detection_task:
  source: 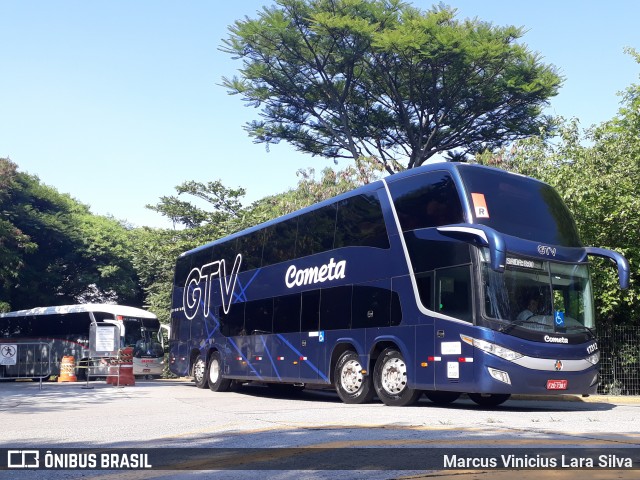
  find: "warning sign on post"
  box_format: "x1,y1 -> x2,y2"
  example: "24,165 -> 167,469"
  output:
0,344 -> 17,365
89,323 -> 119,357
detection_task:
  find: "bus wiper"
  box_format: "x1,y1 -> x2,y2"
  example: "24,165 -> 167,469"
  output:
564,324 -> 595,336
499,318 -> 551,334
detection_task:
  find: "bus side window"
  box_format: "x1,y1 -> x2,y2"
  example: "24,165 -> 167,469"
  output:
216,239 -> 239,266
220,303 -> 245,337
335,193 -> 389,249
296,204 -> 337,257
236,231 -> 264,271
320,286 -> 353,331
436,265 -> 473,322
301,290 -> 320,333
352,283 -> 392,329
273,294 -> 301,334
415,272 -> 434,311
262,219 -> 298,266
389,171 -> 464,231
174,255 -> 193,289
245,299 -> 273,335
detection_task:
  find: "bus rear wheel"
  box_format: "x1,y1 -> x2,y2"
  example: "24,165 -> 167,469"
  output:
468,393 -> 511,407
208,351 -> 232,392
373,348 -> 421,406
334,351 -> 374,404
193,355 -> 208,389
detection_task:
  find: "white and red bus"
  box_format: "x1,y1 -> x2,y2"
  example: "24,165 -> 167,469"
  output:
0,304 -> 165,379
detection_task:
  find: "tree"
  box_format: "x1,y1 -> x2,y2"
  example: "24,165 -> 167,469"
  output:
221,0 -> 561,172
0,159 -> 37,310
0,160 -> 142,310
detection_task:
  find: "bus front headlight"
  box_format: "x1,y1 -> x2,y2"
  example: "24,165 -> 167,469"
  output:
586,351 -> 600,365
461,335 -> 524,362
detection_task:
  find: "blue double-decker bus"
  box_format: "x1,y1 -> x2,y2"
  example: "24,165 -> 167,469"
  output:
169,163 -> 629,407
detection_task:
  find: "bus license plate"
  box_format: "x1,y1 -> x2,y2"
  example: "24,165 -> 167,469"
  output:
546,380 -> 568,390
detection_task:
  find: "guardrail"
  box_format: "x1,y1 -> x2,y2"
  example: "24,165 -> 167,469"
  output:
0,342 -> 52,389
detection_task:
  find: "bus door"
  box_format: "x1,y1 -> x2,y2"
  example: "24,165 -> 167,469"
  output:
271,293 -> 305,383
298,290 -> 322,383
431,263 -> 476,388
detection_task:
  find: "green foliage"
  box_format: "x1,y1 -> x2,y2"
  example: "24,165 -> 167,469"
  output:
137,180 -> 254,323
0,159 -> 37,290
130,228 -> 193,325
0,158 -> 142,310
250,156 -> 384,223
221,0 -> 561,172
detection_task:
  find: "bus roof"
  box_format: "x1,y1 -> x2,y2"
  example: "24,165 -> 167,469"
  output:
0,304 -> 157,319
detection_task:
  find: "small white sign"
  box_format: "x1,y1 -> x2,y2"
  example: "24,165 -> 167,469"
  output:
1,344 -> 18,365
447,362 -> 460,379
441,341 -> 462,355
95,326 -> 117,353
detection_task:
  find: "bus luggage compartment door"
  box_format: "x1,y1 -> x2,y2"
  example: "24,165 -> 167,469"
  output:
435,335 -> 474,390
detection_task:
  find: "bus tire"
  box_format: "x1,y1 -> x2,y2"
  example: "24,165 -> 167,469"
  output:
208,351 -> 232,392
193,355 -> 208,389
468,393 -> 511,407
334,351 -> 374,404
424,390 -> 461,405
373,348 -> 421,406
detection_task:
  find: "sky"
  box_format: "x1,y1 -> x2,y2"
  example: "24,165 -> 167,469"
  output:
1,1 -> 639,229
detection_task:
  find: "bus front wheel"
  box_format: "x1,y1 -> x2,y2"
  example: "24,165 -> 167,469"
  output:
468,393 -> 511,407
373,348 -> 422,406
334,351 -> 374,404
208,351 -> 232,392
193,355 -> 208,389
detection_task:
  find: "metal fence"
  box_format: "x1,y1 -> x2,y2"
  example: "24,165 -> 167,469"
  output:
597,325 -> 640,396
0,342 -> 52,380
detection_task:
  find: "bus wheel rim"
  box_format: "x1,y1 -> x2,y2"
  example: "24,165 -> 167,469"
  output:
380,357 -> 407,394
194,359 -> 205,382
209,359 -> 219,383
340,359 -> 364,394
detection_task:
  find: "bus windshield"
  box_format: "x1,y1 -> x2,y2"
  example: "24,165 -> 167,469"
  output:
122,318 -> 163,358
458,166 -> 582,247
480,253 -> 595,336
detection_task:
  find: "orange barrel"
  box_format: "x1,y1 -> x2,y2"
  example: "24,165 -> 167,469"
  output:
57,356 -> 77,382
116,347 -> 135,386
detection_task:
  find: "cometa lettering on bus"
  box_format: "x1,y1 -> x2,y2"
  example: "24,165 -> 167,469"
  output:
285,258 -> 347,288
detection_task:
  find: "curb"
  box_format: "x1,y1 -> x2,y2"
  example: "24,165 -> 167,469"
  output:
511,394 -> 640,404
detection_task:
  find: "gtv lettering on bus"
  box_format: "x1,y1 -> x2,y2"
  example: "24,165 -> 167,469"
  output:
183,254 -> 242,319
285,258 -> 346,288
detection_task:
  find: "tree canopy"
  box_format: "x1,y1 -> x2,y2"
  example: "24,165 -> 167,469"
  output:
222,0 -> 562,172
0,158 -> 142,311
